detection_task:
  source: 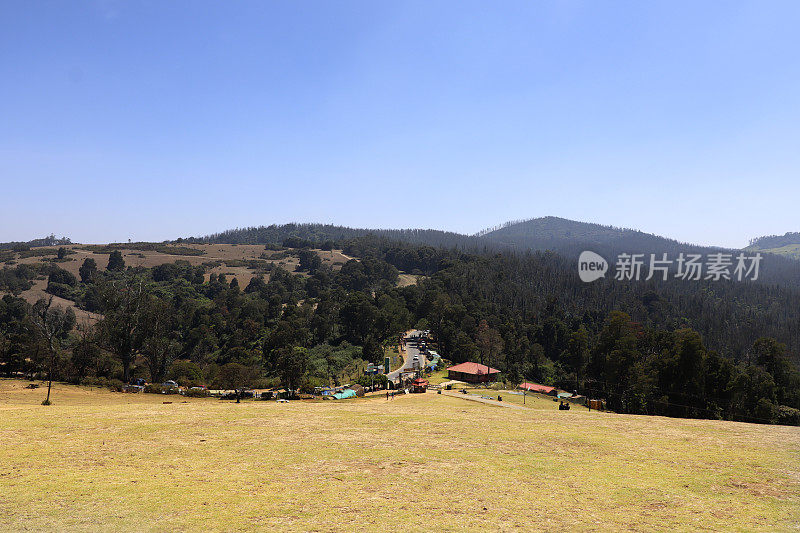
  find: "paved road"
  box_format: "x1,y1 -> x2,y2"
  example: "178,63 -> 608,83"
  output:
387,330 -> 423,382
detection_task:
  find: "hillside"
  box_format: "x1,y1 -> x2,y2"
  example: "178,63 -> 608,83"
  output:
747,232 -> 800,260
0,243 -> 358,325
475,216 -> 716,266
1,380 -> 798,531
479,216 -> 665,244
188,218 -> 800,289
3,227 -> 799,427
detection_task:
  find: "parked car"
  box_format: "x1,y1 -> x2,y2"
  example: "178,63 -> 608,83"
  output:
162,380 -> 179,389
129,378 -> 146,387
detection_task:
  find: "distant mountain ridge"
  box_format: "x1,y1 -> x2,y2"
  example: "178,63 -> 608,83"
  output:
476,216 -> 648,241
189,217 -> 711,254
477,216 -> 706,255
187,217 -> 800,288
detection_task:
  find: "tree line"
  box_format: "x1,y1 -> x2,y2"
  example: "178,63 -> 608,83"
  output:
1,237 -> 798,424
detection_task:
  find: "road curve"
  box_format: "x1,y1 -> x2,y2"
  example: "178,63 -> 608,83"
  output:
387,330 -> 423,382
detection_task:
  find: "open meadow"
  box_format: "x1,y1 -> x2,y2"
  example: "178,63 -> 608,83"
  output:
1,379 -> 798,531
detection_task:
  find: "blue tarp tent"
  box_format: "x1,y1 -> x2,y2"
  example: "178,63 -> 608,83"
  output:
332,389 -> 357,400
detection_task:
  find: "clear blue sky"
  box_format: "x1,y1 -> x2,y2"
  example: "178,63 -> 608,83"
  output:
2,1 -> 799,247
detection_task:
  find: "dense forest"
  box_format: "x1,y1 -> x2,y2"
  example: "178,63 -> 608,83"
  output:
1,234 -> 799,425
183,219 -> 800,289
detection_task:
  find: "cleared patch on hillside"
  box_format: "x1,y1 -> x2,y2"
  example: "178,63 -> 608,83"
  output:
396,273 -> 423,287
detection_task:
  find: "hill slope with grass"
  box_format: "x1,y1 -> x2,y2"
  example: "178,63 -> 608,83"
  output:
1,380 -> 798,531
747,232 -> 800,260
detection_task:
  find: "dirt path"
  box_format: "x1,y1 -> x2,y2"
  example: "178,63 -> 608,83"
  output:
441,390 -> 527,409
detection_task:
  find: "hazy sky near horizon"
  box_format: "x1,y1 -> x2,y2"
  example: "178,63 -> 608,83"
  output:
2,1 -> 800,247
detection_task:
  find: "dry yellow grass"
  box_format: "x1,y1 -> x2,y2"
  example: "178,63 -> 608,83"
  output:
396,273 -> 422,287
1,379 -> 799,531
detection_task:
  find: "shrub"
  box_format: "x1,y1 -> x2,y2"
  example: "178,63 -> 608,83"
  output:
107,379 -> 125,392
184,388 -> 210,398
356,374 -> 388,388
755,398 -> 778,424
48,266 -> 77,287
80,376 -> 108,388
80,376 -> 124,391
46,282 -> 74,300
167,360 -> 203,385
282,236 -> 313,248
777,405 -> 800,426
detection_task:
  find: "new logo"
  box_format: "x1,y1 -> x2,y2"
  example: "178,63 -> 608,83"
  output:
578,251 -> 608,283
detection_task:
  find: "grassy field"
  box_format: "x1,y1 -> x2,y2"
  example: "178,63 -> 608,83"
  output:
1,379 -> 799,531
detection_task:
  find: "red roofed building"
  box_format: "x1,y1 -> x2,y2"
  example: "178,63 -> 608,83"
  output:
411,378 -> 429,393
447,362 -> 500,383
518,382 -> 556,395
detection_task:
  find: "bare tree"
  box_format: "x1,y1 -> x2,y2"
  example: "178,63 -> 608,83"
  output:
30,297 -> 75,405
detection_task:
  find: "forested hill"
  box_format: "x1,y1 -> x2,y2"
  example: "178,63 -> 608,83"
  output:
188,218 -> 686,253
186,223 -> 487,250
187,219 -> 800,289
479,216 -> 696,255
3,232 -> 799,424
746,232 -> 800,260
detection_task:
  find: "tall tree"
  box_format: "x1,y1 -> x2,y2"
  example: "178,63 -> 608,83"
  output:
79,258 -> 98,283
216,363 -> 258,403
565,326 -> 590,390
141,299 -> 179,383
107,250 -> 125,272
278,346 -> 309,393
69,323 -> 100,383
476,319 -> 503,383
98,276 -> 148,382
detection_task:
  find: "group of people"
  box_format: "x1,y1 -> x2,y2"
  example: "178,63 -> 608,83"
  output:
558,400 -> 571,410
